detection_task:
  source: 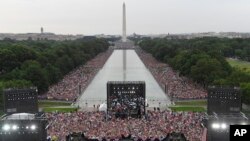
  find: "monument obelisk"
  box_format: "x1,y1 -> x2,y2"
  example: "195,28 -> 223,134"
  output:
122,2 -> 127,42
122,2 -> 127,81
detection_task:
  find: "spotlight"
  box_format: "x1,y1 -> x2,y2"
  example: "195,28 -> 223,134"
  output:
241,122 -> 248,125
2,124 -> 10,131
212,123 -> 220,129
30,125 -> 36,130
221,123 -> 227,129
26,126 -> 29,129
12,125 -> 18,130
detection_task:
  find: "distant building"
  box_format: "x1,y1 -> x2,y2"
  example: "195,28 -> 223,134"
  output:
41,27 -> 44,34
0,33 -> 84,41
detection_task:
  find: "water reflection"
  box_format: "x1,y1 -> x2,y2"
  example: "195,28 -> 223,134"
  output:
77,50 -> 171,108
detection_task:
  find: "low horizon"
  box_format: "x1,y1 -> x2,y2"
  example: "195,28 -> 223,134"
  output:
1,31 -> 250,36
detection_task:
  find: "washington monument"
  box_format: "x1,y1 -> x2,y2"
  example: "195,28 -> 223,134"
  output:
122,2 -> 127,42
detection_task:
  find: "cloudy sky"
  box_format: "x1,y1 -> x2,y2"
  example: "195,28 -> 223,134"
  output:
0,0 -> 250,35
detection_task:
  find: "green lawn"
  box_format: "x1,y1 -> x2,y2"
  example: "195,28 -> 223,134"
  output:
175,100 -> 207,106
42,107 -> 78,113
169,100 -> 207,112
38,100 -> 72,107
169,106 -> 206,112
38,100 -> 77,113
227,58 -> 250,73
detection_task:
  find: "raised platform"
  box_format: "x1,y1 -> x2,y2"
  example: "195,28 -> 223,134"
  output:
0,113 -> 48,141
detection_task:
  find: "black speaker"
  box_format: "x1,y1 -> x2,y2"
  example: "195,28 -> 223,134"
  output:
3,88 -> 38,114
207,86 -> 241,115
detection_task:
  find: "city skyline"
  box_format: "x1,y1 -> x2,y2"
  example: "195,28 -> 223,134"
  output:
0,0 -> 250,35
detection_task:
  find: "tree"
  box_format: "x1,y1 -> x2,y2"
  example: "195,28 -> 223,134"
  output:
0,49 -> 18,73
20,60 -> 49,93
227,69 -> 250,86
45,64 -> 62,85
240,83 -> 250,104
55,55 -> 74,75
0,37 -> 110,110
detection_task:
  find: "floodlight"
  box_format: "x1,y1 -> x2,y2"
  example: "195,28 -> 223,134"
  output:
241,122 -> 248,125
212,123 -> 220,129
12,125 -> 18,130
221,123 -> 227,129
30,125 -> 36,130
2,124 -> 11,131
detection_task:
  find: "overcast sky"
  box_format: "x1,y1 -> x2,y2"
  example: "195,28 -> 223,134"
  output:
0,0 -> 250,35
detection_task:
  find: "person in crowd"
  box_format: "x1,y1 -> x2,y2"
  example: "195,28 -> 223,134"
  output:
136,49 -> 207,100
46,111 -> 205,141
39,50 -> 112,101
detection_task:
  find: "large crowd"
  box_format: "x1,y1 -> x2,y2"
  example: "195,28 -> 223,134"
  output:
136,49 -> 207,100
40,47 -> 207,141
108,93 -> 145,117
39,49 -> 113,101
39,47 -> 207,101
46,111 -> 205,141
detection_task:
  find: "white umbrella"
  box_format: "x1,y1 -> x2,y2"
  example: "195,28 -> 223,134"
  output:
99,103 -> 107,111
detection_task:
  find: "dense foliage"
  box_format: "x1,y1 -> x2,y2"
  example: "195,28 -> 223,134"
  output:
0,37 -> 109,108
138,37 -> 250,104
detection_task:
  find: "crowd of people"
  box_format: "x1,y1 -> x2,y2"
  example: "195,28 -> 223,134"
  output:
136,49 -> 207,100
40,47 -> 207,141
40,49 -> 113,101
40,47 -> 207,101
46,110 -> 205,141
109,92 -> 145,118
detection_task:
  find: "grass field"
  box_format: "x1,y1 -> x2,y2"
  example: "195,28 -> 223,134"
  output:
38,100 -> 77,112
169,100 -> 207,112
42,107 -> 78,112
227,58 -> 250,73
38,100 -> 72,107
175,100 -> 207,106
169,106 -> 206,112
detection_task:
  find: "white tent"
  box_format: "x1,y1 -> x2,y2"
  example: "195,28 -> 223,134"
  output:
5,113 -> 35,120
99,103 -> 107,111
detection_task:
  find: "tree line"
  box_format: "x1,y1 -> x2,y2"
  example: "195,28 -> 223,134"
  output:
138,37 -> 250,104
0,37 -> 109,108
